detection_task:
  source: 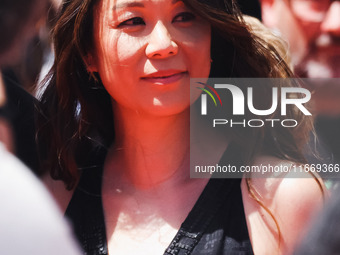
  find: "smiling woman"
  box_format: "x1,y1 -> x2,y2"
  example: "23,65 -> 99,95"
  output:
87,0 -> 211,116
39,0 -> 324,254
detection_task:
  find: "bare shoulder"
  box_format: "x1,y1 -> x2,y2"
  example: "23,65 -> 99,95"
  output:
243,155 -> 324,201
241,155 -> 324,255
42,174 -> 75,213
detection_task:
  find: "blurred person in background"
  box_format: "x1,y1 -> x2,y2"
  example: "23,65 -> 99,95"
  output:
260,0 -> 340,176
0,0 -> 48,174
0,0 -> 81,254
261,0 -> 340,79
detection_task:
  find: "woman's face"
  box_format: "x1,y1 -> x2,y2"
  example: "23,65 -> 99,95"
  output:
90,0 -> 211,116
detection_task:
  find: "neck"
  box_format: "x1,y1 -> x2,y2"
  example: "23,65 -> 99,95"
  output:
106,102 -> 191,189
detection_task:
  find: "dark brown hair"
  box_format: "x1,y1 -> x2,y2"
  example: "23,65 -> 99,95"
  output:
38,0 -> 313,191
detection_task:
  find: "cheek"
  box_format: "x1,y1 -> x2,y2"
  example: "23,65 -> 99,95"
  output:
95,33 -> 146,106
185,27 -> 211,78
116,33 -> 146,62
183,27 -> 211,104
96,33 -> 138,82
98,33 -> 139,74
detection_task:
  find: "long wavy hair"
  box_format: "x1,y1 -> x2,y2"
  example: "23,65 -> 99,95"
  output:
38,0 -> 314,192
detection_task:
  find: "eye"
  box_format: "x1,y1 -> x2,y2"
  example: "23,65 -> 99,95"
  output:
173,12 -> 196,23
118,17 -> 145,27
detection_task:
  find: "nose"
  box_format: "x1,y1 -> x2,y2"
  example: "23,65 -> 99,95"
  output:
320,1 -> 340,36
145,21 -> 178,59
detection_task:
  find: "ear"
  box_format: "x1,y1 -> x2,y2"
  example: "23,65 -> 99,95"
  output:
260,0 -> 277,28
83,54 -> 98,73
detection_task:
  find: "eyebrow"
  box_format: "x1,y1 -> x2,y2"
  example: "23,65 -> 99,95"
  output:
113,1 -> 144,10
113,0 -> 182,10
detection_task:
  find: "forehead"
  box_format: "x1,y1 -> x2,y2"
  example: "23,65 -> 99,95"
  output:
94,0 -> 189,23
99,0 -> 185,9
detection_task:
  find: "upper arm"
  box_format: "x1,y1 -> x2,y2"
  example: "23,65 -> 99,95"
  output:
273,177 -> 323,252
241,161 -> 324,255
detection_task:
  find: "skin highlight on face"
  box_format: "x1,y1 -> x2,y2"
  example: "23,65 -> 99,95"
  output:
90,0 -> 211,117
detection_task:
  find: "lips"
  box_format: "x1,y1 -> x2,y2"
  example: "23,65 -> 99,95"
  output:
141,70 -> 188,84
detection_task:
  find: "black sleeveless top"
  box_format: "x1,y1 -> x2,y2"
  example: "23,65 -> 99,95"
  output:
66,145 -> 254,255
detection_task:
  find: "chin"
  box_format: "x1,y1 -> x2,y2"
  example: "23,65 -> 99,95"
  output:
143,102 -> 192,117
